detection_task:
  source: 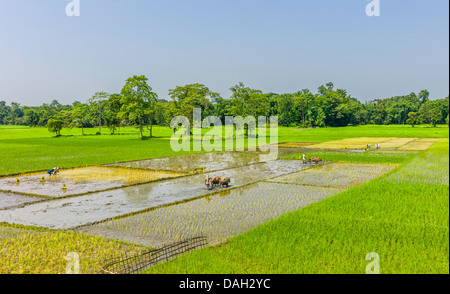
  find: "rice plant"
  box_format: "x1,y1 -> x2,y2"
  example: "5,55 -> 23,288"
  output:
383,139 -> 449,185
82,182 -> 344,247
142,139 -> 449,275
268,162 -> 398,188
144,175 -> 449,274
58,166 -> 184,185
0,223 -> 146,274
397,138 -> 441,151
302,137 -> 439,151
284,150 -> 416,164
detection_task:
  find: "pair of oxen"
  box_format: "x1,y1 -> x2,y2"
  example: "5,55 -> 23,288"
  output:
205,175 -> 231,189
303,157 -> 323,164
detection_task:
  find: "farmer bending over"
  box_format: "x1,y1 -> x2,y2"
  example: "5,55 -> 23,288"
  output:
47,167 -> 60,176
47,167 -> 56,176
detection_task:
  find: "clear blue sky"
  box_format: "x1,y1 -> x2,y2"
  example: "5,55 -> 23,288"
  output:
0,0 -> 448,106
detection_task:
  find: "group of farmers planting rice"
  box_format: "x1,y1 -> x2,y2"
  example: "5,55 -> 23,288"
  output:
365,143 -> 381,151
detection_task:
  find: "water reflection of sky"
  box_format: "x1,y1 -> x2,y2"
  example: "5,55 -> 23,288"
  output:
106,148 -> 304,172
0,160 -> 311,229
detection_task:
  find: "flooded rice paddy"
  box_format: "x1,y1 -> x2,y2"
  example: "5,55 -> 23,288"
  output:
0,192 -> 40,210
76,182 -> 344,247
0,145 -> 402,248
0,167 -> 185,198
0,159 -> 315,229
104,148 -> 304,173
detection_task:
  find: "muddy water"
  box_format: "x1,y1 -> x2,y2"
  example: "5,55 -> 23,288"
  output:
0,168 -> 185,198
0,192 -> 40,210
76,182 -> 344,247
105,148 -> 304,172
0,173 -> 126,198
0,160 -> 312,229
0,149 -> 304,198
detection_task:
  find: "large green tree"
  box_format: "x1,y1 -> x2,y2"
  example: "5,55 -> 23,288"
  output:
168,83 -> 217,135
46,119 -> 62,136
120,75 -> 158,139
406,112 -> 421,128
419,100 -> 446,127
229,83 -> 269,136
70,103 -> 91,135
104,94 -> 123,135
88,92 -> 110,134
23,108 -> 40,127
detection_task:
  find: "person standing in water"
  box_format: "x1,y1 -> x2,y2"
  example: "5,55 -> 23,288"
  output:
205,175 -> 211,189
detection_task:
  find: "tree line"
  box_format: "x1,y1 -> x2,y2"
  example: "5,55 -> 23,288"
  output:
1,76 -> 448,138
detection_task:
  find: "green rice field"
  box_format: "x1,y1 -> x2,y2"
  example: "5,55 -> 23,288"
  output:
0,125 -> 448,274
144,138 -> 449,274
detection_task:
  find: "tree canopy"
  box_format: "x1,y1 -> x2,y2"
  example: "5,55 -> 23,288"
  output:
1,79 -> 448,138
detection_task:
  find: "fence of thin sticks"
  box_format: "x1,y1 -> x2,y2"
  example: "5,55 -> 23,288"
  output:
99,236 -> 208,274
